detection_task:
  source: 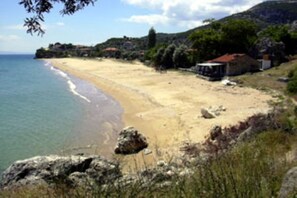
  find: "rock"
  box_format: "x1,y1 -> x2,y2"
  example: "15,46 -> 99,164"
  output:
0,155 -> 121,190
279,166 -> 297,198
201,108 -> 216,119
114,126 -> 148,155
237,126 -> 254,142
179,168 -> 194,177
157,160 -> 168,167
210,125 -> 222,140
143,148 -> 152,155
201,106 -> 226,119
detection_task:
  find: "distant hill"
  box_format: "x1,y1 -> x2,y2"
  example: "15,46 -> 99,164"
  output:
96,0 -> 297,50
158,1 -> 297,43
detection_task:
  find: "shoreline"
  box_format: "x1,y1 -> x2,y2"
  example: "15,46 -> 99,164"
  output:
48,58 -> 274,170
45,61 -> 124,158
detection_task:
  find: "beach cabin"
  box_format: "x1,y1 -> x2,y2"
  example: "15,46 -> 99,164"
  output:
193,53 -> 260,80
208,53 -> 260,76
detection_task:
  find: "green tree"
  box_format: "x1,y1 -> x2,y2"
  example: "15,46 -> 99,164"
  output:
19,0 -> 97,35
148,27 -> 157,49
189,28 -> 222,61
154,47 -> 165,66
162,44 -> 176,69
189,19 -> 258,61
221,19 -> 258,53
173,45 -> 189,68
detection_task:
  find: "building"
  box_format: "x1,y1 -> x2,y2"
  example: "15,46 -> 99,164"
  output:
192,54 -> 260,80
103,47 -> 120,58
258,54 -> 272,70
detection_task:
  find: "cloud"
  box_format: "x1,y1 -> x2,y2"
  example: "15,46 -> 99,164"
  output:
121,0 -> 264,28
0,35 -> 21,42
56,22 -> 65,26
4,24 -> 26,30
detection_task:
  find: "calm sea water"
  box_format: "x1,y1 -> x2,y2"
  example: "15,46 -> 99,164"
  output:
0,55 -> 123,174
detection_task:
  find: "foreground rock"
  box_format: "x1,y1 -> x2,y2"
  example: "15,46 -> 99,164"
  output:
0,155 -> 121,190
114,126 -> 148,154
201,106 -> 226,119
279,166 -> 297,198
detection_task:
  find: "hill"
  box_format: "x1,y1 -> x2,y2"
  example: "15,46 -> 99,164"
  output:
96,0 -> 297,50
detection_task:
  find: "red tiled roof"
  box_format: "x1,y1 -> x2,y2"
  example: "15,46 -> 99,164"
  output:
103,47 -> 119,52
208,53 -> 245,63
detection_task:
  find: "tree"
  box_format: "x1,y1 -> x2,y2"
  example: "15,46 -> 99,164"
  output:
162,44 -> 176,69
148,27 -> 156,49
189,19 -> 258,61
154,47 -> 165,66
173,45 -> 189,68
19,0 -> 97,35
221,19 -> 258,53
189,28 -> 222,61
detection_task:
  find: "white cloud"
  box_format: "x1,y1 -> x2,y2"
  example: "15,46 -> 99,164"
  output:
121,0 -> 264,28
4,24 -> 26,30
0,35 -> 21,42
122,14 -> 170,25
56,22 -> 65,26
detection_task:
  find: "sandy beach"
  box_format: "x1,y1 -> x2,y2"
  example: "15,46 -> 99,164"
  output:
49,58 -> 273,168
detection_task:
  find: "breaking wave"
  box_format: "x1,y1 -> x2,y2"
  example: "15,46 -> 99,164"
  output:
46,63 -> 91,103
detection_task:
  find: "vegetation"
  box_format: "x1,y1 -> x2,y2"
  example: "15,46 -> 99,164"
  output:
147,27 -> 156,49
189,19 -> 258,62
19,0 -> 97,35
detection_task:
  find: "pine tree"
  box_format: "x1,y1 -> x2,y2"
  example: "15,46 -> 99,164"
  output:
148,27 -> 156,49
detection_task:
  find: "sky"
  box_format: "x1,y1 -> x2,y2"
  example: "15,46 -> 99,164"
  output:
0,0 -> 265,53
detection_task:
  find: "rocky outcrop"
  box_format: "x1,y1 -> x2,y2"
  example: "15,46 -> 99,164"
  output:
114,126 -> 148,154
0,155 -> 121,190
279,166 -> 297,198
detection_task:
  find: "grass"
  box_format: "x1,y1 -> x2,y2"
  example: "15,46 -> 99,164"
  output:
231,60 -> 297,93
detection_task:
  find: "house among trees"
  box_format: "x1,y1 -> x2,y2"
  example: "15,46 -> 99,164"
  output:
194,54 -> 260,80
103,47 -> 120,58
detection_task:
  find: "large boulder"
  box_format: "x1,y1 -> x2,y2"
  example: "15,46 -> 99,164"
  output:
114,126 -> 148,155
279,166 -> 297,198
0,155 -> 121,190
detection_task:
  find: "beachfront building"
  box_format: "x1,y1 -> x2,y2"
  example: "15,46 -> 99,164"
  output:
193,53 -> 260,80
194,63 -> 225,81
103,47 -> 120,58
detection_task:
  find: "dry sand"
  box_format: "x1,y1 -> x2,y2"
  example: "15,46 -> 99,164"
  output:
48,58 -> 273,169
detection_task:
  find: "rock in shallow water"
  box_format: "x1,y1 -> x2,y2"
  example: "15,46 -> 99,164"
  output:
114,126 -> 148,155
0,155 -> 121,190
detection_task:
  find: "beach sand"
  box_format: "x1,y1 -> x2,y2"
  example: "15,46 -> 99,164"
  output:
49,58 -> 273,171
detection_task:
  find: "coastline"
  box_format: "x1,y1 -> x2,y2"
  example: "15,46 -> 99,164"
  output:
48,58 -> 274,169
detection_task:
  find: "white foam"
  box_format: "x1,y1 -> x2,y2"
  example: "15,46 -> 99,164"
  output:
67,79 -> 91,103
46,63 -> 91,103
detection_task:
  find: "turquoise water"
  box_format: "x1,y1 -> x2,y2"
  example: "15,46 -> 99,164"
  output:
0,55 -> 123,173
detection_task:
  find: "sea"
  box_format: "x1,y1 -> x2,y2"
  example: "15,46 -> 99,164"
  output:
0,55 -> 123,174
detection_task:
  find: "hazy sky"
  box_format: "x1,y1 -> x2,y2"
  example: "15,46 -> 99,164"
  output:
0,0 -> 264,53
